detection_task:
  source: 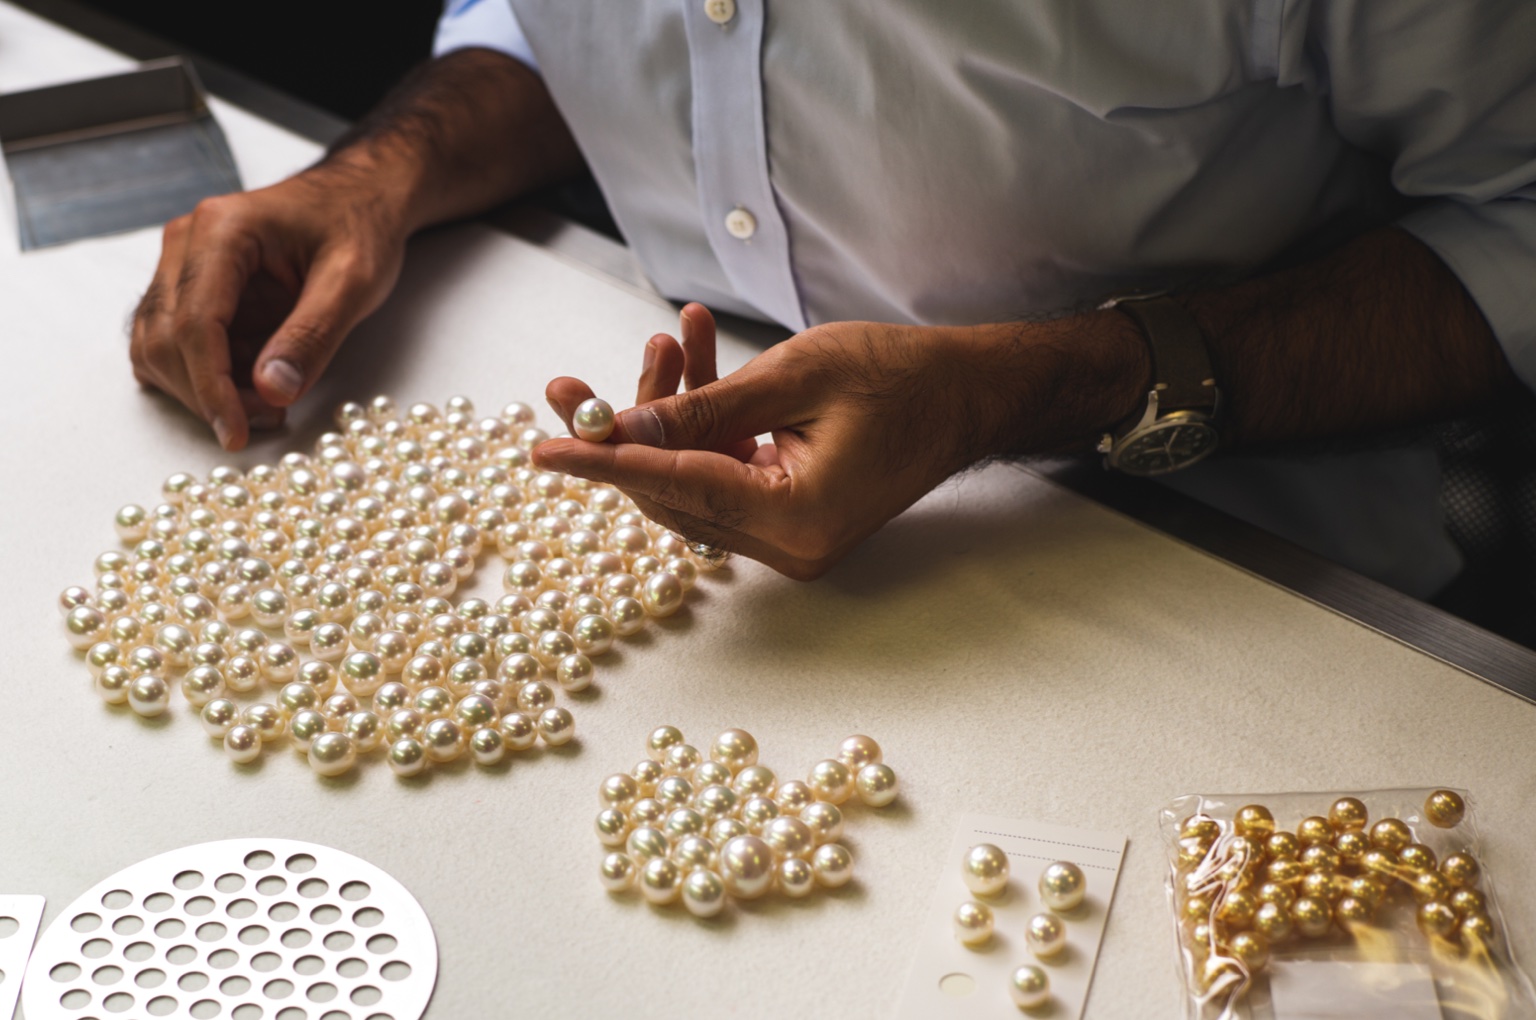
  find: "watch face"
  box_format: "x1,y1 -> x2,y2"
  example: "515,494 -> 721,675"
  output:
1112,419 -> 1219,476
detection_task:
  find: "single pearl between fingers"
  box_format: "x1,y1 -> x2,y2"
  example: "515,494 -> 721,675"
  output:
572,398 -> 616,443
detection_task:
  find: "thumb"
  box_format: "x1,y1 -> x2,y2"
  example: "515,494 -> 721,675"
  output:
614,364 -> 799,451
253,252 -> 377,407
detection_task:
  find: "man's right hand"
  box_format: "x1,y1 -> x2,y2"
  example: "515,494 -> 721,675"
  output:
129,164 -> 409,450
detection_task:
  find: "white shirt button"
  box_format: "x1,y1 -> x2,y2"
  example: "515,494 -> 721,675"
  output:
704,0 -> 736,25
724,207 -> 757,240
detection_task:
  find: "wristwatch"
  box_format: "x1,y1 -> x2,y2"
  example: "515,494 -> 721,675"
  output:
1095,294 -> 1221,476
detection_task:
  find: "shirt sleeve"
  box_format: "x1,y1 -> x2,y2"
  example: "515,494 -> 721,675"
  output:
1275,0 -> 1536,390
432,0 -> 539,74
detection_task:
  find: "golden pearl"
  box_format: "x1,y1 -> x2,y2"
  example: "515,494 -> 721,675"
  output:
1266,832 -> 1301,860
1300,844 -> 1342,874
1254,902 -> 1294,942
1177,836 -> 1214,871
1301,871 -> 1344,903
1440,852 -> 1480,889
1417,901 -> 1458,939
1334,830 -> 1368,865
1398,843 -> 1438,872
1180,815 -> 1223,842
1369,818 -> 1412,853
1360,849 -> 1400,880
1234,805 -> 1276,840
1335,896 -> 1372,928
1217,889 -> 1257,929
1228,930 -> 1270,971
1257,882 -> 1296,909
1187,920 -> 1215,950
1291,897 -> 1332,939
1329,797 -> 1369,831
1296,816 -> 1334,846
1460,912 -> 1498,948
1450,888 -> 1487,915
1425,790 -> 1466,828
1349,875 -> 1387,907
1412,870 -> 1451,905
1182,894 -> 1213,925
1266,858 -> 1304,884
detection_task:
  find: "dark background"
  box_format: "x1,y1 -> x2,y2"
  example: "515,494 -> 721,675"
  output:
80,0 -> 442,118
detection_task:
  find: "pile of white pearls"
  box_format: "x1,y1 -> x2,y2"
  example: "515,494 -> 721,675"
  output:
60,395 -> 725,778
596,729 -> 898,917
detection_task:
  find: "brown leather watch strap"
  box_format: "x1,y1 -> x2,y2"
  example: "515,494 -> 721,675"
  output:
1115,296 -> 1218,413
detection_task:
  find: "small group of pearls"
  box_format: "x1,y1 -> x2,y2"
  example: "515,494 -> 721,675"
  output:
596,729 -> 898,917
954,846 -> 1084,1011
60,395 -> 725,778
1175,790 -> 1499,1002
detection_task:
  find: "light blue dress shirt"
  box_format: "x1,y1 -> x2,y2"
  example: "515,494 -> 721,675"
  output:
432,0 -> 1536,595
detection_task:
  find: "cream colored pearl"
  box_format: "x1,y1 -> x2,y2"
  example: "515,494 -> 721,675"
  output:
801,802 -> 845,845
308,732 -> 357,777
596,809 -> 632,848
711,818 -> 748,845
242,703 -> 287,742
720,835 -> 775,899
856,763 -> 899,807
127,674 -> 170,717
345,710 -> 385,753
498,711 -> 538,751
224,724 -> 262,764
200,698 -> 240,738
710,728 -> 759,772
779,857 -> 816,898
1039,861 -> 1087,911
954,901 -> 994,947
764,817 -> 816,860
807,759 -> 855,804
288,709 -> 328,752
600,852 -> 637,893
664,743 -> 703,778
180,665 -> 225,707
538,707 -> 575,745
572,398 -> 616,442
962,844 -> 1010,897
65,606 -> 108,650
681,868 -> 727,917
423,719 -> 465,762
1008,965 -> 1050,1009
95,665 -> 134,705
610,596 -> 647,635
469,726 -> 505,765
693,760 -> 732,788
601,773 -> 641,809
627,827 -> 670,863
837,734 -> 882,770
640,571 -> 684,617
388,737 -> 427,777
556,653 -> 595,692
672,835 -> 716,871
812,843 -> 854,888
776,780 -> 816,813
1026,913 -> 1068,958
640,857 -> 683,905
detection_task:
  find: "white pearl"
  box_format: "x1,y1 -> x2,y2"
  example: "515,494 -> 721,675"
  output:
776,781 -> 816,814
1008,965 -> 1050,1009
812,843 -> 854,888
954,901 -> 994,947
95,665 -> 133,705
224,724 -> 262,764
200,698 -> 240,738
778,857 -> 816,898
469,726 -> 505,765
288,709 -> 328,752
180,666 -> 226,707
571,614 -> 614,655
572,398 -> 616,443
423,719 -> 465,762
672,835 -> 716,871
764,817 -> 815,860
64,606 -> 107,650
640,571 -> 684,617
732,764 -> 776,798
807,759 -> 854,804
389,737 -> 427,777
498,712 -> 538,751
600,852 -> 637,893
538,707 -> 575,745
647,725 -> 684,761
610,596 -> 647,635
308,732 -> 357,777
627,827 -> 670,863
681,868 -> 727,917
801,802 -> 844,845
837,734 -> 882,769
556,653 -> 595,692
719,835 -> 774,899
596,809 -> 632,848
962,844 -> 1010,897
856,763 -> 900,807
709,728 -> 758,771
1039,861 -> 1087,911
127,675 -> 170,717
640,857 -> 683,905
1026,912 -> 1068,958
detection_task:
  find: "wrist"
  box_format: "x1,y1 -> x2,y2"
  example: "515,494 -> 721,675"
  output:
942,312 -> 1152,460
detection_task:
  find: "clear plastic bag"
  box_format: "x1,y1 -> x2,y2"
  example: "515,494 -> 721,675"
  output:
1161,788 -> 1536,1020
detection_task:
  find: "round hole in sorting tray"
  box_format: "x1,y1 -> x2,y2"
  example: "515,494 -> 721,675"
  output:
186,897 -> 216,917
305,981 -> 336,1003
215,874 -> 246,894
338,882 -> 370,902
364,936 -> 396,956
174,871 -> 204,891
178,971 -> 209,992
269,902 -> 299,922
208,949 -> 239,969
136,968 -> 166,988
263,978 -> 295,999
125,942 -> 155,963
147,994 -> 179,1015
103,990 -> 134,1012
144,893 -> 175,913
320,1012 -> 349,1020
191,999 -> 222,1019
52,962 -> 83,982
71,914 -> 101,933
294,956 -> 324,976
240,925 -> 270,946
335,958 -> 365,979
195,922 -> 227,943
351,908 -> 383,928
364,1015 -> 394,1020
112,916 -> 143,936
228,899 -> 258,920
938,973 -> 976,998
310,905 -> 341,925
350,985 -> 381,1006
297,880 -> 329,900
284,855 -> 316,875
60,988 -> 92,1008
220,975 -> 252,996
101,890 -> 133,910
231,1005 -> 264,1020
91,965 -> 123,986
322,932 -> 352,952
81,939 -> 112,959
244,850 -> 276,871
0,916 -> 18,938
275,1009 -> 306,1020
282,929 -> 311,949
166,944 -> 198,965
155,919 -> 186,939
256,877 -> 287,897
379,961 -> 410,982
251,952 -> 282,972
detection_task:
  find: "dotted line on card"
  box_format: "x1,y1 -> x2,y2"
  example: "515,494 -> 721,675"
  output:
1001,851 -> 1118,871
973,831 -> 1123,856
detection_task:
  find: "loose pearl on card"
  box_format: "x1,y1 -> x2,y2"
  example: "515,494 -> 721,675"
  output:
962,844 -> 1010,897
1026,913 -> 1067,958
954,901 -> 994,947
1039,862 -> 1086,911
1009,966 -> 1050,1009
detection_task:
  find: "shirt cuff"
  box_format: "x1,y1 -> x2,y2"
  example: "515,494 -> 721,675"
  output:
432,0 -> 539,74
1397,190 -> 1536,393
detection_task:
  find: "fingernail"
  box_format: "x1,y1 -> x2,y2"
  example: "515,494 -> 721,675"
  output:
642,340 -> 657,374
620,408 -> 665,447
212,416 -> 234,450
261,358 -> 304,400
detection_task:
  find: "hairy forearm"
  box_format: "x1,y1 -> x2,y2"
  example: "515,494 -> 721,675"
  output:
962,226 -> 1520,459
321,48 -> 584,233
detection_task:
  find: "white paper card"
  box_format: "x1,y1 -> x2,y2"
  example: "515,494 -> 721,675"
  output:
1269,960 -> 1442,1020
895,814 -> 1127,1019
0,895 -> 46,1020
